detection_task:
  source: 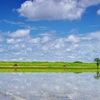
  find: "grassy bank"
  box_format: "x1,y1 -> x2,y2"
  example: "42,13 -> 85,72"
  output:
0,61 -> 99,72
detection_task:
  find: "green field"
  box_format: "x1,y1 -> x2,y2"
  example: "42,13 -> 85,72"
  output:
0,61 -> 99,72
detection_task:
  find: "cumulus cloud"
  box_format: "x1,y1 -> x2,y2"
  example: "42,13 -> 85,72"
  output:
80,31 -> 100,41
0,32 -> 4,42
88,31 -> 100,39
7,38 -> 15,44
78,0 -> 100,8
29,37 -> 41,44
10,29 -> 30,38
0,36 -> 4,42
97,9 -> 100,15
7,38 -> 24,44
42,35 -> 51,43
6,29 -> 30,44
66,35 -> 79,43
1,30 -> 100,62
17,0 -> 100,21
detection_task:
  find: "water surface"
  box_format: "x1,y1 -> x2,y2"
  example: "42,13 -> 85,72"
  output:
0,72 -> 100,100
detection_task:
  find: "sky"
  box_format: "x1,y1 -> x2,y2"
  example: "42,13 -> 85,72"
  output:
0,0 -> 100,62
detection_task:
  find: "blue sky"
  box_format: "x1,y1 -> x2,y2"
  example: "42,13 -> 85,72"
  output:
0,0 -> 100,62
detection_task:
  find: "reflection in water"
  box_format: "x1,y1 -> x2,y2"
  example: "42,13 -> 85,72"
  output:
0,73 -> 100,100
74,72 -> 82,74
94,69 -> 100,80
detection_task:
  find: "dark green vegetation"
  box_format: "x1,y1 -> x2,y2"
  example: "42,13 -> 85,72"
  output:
94,58 -> 100,68
0,61 -> 99,72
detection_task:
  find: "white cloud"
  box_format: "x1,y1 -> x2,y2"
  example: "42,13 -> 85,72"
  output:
0,32 -> 4,42
7,38 -> 24,44
7,38 -> 15,44
3,19 -> 24,25
26,25 -> 48,31
29,37 -> 41,44
78,0 -> 100,8
53,38 -> 65,49
80,31 -> 100,41
10,29 -> 30,38
97,9 -> 100,15
1,30 -> 100,62
0,48 -> 4,53
66,35 -> 79,43
17,0 -> 100,21
42,36 -> 51,43
0,36 -> 3,42
88,31 -> 100,39
2,20 -> 48,31
66,44 -> 79,52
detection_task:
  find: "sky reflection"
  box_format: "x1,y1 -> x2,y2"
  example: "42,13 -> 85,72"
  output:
0,73 -> 100,100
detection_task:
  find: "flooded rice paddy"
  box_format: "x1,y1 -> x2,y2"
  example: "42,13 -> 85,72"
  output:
0,72 -> 100,100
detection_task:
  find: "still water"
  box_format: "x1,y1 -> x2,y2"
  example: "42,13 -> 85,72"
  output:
0,72 -> 100,100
